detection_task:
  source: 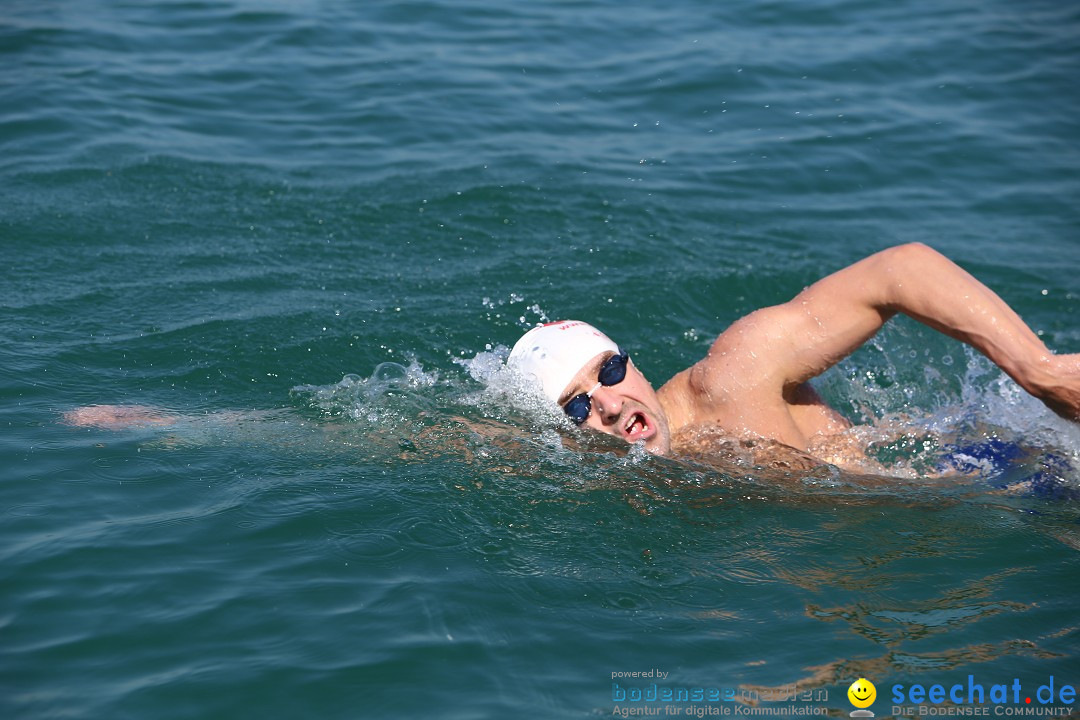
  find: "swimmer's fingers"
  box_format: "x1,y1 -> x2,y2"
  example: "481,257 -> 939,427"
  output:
62,404 -> 178,429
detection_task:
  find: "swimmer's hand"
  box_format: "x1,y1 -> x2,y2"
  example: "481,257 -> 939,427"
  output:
1025,354 -> 1080,422
63,404 -> 177,429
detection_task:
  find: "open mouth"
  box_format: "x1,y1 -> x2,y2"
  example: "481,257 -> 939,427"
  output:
623,411 -> 651,441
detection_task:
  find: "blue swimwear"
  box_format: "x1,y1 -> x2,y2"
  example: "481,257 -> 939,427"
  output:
940,437 -> 1077,500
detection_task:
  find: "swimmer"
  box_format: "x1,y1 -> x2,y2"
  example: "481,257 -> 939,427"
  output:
66,243 -> 1079,471
508,243 -> 1080,459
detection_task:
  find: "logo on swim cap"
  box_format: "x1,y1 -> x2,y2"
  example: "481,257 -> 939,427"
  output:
507,321 -> 620,403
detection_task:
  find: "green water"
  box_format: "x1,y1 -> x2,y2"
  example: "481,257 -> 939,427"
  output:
3,1 -> 1079,718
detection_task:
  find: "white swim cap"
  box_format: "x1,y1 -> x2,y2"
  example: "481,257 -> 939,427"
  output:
507,320 -> 620,403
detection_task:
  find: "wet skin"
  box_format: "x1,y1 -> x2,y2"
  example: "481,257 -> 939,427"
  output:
558,351 -> 673,454
557,244 -> 1080,456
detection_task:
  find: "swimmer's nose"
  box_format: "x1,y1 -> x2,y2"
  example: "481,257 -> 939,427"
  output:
589,386 -> 624,424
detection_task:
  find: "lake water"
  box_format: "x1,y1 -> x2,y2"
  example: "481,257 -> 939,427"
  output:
3,0 -> 1079,718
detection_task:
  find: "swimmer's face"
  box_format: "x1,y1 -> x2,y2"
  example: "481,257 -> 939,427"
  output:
558,351 -> 671,454
847,678 -> 876,709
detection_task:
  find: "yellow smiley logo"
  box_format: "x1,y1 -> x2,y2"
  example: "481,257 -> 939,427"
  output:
847,678 -> 876,709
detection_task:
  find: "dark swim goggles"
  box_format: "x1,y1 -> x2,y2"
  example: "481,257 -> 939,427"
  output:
562,349 -> 629,425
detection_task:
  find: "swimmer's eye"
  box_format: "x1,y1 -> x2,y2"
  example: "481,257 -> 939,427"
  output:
561,349 -> 629,425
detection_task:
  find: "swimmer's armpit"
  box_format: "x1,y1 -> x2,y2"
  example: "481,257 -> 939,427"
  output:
62,404 -> 178,430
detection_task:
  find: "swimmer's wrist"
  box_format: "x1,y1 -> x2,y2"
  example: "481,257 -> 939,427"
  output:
1009,356 -> 1051,397
1016,355 -> 1080,421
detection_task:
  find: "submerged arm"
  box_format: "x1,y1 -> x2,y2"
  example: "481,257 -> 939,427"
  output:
719,242 -> 1080,420
63,404 -> 180,429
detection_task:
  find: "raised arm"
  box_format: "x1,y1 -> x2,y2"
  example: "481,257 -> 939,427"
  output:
710,243 -> 1080,420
